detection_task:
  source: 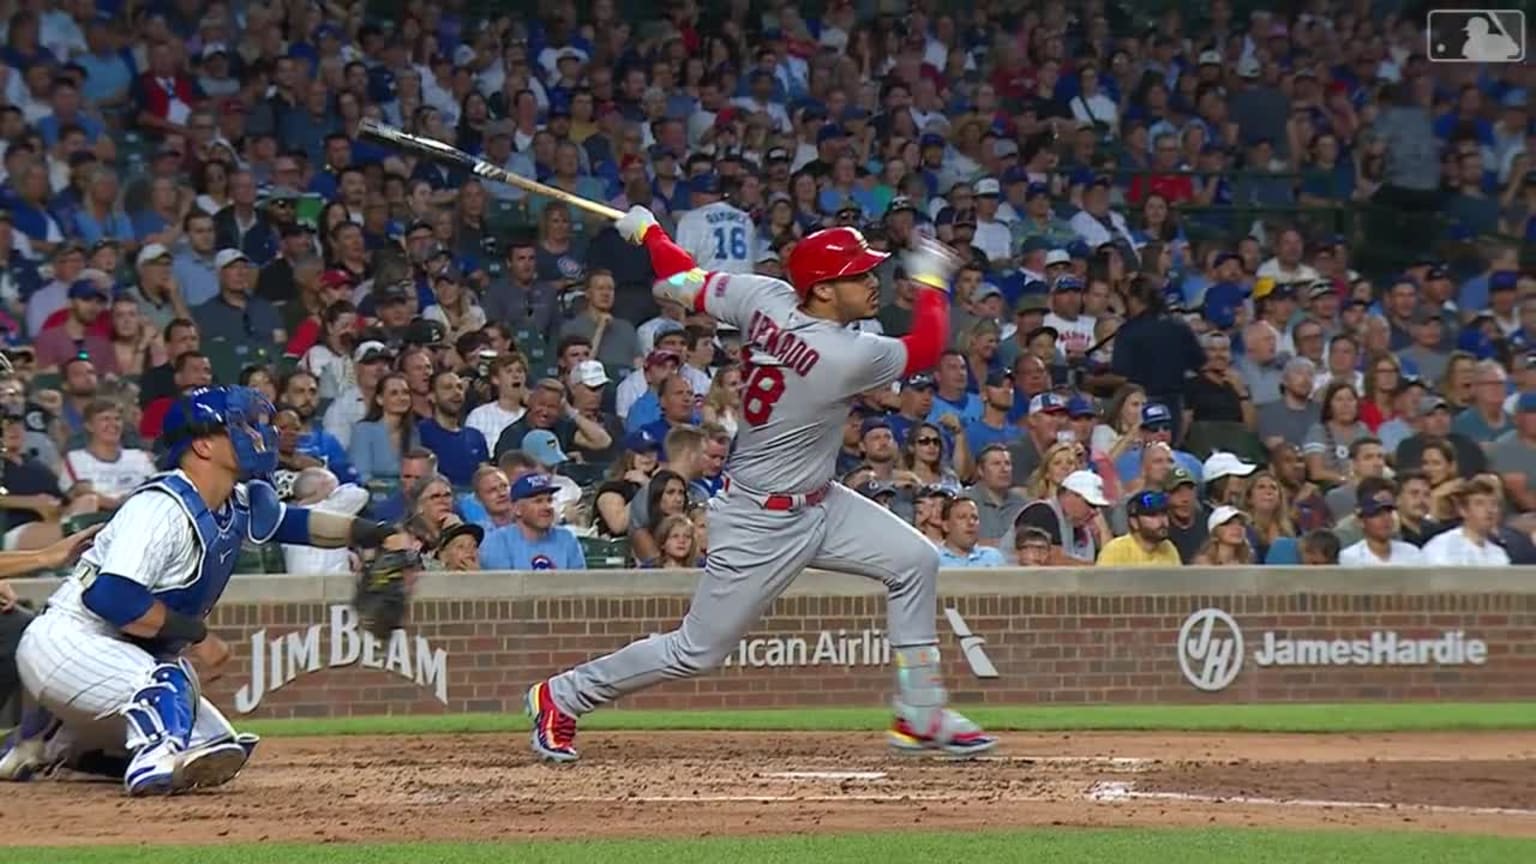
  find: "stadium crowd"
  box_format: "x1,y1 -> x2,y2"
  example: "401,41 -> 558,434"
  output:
0,0 -> 1531,578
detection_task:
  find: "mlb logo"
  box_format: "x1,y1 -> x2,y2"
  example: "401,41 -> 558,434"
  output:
1427,10 -> 1526,62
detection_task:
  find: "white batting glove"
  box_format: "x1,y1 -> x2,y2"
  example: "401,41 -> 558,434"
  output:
901,236 -> 961,293
615,205 -> 659,245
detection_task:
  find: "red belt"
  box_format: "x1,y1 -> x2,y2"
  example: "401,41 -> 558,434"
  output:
723,477 -> 830,511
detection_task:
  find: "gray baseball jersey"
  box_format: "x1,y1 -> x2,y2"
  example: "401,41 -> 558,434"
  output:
547,271 -> 945,716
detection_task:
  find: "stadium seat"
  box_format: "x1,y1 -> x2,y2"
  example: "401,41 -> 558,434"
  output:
259,544 -> 287,574
235,545 -> 265,574
578,536 -> 630,569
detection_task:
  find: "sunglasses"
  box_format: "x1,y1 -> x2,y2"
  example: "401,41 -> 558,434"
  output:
913,436 -> 941,446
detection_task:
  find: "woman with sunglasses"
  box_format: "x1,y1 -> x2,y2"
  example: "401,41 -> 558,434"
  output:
901,422 -> 962,491
1096,489 -> 1182,566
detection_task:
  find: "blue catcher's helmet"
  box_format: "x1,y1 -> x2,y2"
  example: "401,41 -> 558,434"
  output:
159,386 -> 278,480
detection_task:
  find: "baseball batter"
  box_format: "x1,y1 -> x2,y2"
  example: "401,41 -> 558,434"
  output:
527,207 -> 996,762
673,176 -> 757,274
0,386 -> 410,795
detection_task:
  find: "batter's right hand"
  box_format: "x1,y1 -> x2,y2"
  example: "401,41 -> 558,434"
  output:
901,236 -> 961,293
615,206 -> 659,245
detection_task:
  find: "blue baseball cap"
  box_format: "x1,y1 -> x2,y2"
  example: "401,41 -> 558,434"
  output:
1066,395 -> 1097,418
1025,181 -> 1050,199
984,369 -> 1013,388
1202,281 -> 1247,330
1141,403 -> 1174,428
510,473 -> 558,501
920,132 -> 945,149
903,373 -> 935,390
1490,271 -> 1519,292
1518,392 -> 1536,414
1052,275 -> 1084,293
68,279 -> 107,301
1002,167 -> 1030,185
624,428 -> 664,454
521,429 -> 569,468
860,416 -> 893,437
816,124 -> 848,144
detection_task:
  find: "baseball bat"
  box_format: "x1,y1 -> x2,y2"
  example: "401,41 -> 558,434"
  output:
355,119 -> 625,221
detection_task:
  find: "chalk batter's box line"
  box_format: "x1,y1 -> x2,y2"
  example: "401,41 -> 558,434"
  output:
1088,781 -> 1536,818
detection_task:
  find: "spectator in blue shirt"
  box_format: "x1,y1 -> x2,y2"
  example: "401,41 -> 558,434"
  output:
479,473 -> 587,571
635,373 -> 700,446
936,498 -> 1008,568
417,369 -> 489,486
927,350 -> 983,426
72,166 -> 136,247
35,79 -> 107,147
964,369 -> 1019,454
1114,402 -> 1205,483
279,369 -> 359,485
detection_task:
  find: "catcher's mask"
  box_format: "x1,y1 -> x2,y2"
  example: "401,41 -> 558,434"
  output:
159,386 -> 279,481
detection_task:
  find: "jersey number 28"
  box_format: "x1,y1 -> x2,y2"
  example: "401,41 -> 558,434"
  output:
712,226 -> 748,260
741,364 -> 786,427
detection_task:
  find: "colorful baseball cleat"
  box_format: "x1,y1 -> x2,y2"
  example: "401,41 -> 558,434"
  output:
887,709 -> 998,758
525,681 -> 579,764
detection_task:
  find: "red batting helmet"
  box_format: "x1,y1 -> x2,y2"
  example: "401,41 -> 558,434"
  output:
784,227 -> 889,298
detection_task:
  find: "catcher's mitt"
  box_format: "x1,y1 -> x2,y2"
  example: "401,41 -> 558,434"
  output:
353,548 -> 423,639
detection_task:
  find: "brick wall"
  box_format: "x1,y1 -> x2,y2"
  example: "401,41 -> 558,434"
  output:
203,590 -> 1536,718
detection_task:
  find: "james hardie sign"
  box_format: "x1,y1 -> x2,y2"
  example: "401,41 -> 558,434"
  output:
234,604 -> 449,713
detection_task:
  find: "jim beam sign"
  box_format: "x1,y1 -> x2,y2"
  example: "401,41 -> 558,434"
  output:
235,605 -> 449,713
1177,607 -> 1488,692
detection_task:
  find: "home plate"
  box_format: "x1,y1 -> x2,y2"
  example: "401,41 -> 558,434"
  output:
765,771 -> 889,782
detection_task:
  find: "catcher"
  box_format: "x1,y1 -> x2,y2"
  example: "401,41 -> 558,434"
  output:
2,386 -> 417,794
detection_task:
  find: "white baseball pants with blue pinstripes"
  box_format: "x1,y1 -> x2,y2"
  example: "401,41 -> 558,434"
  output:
15,612 -> 238,757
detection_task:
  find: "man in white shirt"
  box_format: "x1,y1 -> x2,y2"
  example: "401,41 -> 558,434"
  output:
970,178 -> 1013,265
673,176 -> 756,274
1042,275 -> 1097,358
1255,227 -> 1321,284
1068,177 -> 1137,253
1421,477 -> 1512,566
466,352 -> 529,450
61,400 -> 156,510
323,341 -> 391,449
282,467 -> 370,575
1339,479 -> 1425,567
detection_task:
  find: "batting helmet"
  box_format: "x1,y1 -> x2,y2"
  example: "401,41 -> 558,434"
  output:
784,227 -> 889,298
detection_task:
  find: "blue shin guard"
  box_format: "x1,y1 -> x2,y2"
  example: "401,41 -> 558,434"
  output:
120,661 -> 199,796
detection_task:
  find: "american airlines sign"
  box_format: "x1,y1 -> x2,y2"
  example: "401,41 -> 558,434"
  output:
1177,607 -> 1488,692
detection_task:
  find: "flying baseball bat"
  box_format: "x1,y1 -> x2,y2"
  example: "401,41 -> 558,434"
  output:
355,119 -> 625,221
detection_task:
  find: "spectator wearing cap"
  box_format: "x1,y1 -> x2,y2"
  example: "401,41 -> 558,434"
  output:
1098,489 -> 1181,567
479,473 -> 587,571
1068,177 -> 1136,256
969,178 -> 1011,265
567,360 -> 623,463
857,479 -> 899,512
423,267 -> 488,343
617,347 -> 682,424
886,374 -> 945,452
415,370 -> 489,487
911,484 -> 955,546
592,430 -> 664,538
964,444 -> 1027,545
1110,274 -> 1207,437
1489,394 -> 1536,513
1193,506 -> 1257,565
1338,479 -> 1425,567
1012,469 -> 1106,565
1182,330 -> 1255,439
1012,186 -> 1076,256
1113,403 -> 1203,488
33,278 -> 115,374
520,429 -> 583,523
936,497 -> 1007,569
1421,478 -> 1511,567
964,363 -> 1021,454
1452,360 -> 1514,444
171,212 -> 222,307
212,170 -> 277,267
192,249 -> 286,357
560,269 -> 641,370
483,237 -> 562,349
1042,274 -> 1095,358
859,417 -> 921,523
1202,451 -> 1260,509
0,411 -> 83,551
1006,391 -> 1068,486
433,518 -> 484,572
1255,356 -> 1320,452
130,242 -> 189,331
1458,249 -> 1520,317
1161,467 -> 1209,564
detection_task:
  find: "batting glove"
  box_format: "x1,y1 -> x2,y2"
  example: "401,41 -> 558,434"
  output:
901,236 -> 961,293
615,206 -> 659,245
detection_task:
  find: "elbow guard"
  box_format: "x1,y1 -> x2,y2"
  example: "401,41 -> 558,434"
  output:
82,573 -> 156,629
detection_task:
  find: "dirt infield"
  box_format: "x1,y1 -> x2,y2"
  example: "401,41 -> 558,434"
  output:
8,730 -> 1536,846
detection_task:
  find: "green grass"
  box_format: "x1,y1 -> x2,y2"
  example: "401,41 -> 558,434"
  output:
15,829 -> 1536,864
242,701 -> 1536,738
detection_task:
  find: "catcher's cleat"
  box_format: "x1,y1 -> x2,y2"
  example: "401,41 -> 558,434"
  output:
173,741 -> 249,792
525,681 -> 579,764
0,708 -> 62,781
887,709 -> 998,759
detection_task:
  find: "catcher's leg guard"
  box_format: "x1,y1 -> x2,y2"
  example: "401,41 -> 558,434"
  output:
0,705 -> 61,781
120,660 -> 199,796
